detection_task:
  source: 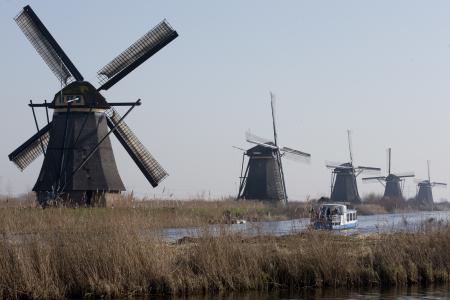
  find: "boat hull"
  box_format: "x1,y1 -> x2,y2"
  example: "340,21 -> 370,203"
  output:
313,221 -> 358,230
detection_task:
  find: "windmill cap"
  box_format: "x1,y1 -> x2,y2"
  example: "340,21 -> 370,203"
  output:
246,142 -> 277,156
418,180 -> 431,186
51,81 -> 109,109
385,174 -> 400,181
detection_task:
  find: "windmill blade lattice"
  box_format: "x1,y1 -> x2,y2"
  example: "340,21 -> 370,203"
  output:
362,176 -> 386,182
97,20 -> 178,90
8,123 -> 51,171
357,166 -> 381,172
14,5 -> 83,85
232,146 -> 247,152
106,108 -> 168,187
325,162 -> 353,170
281,146 -> 311,163
432,182 -> 447,187
245,131 -> 273,144
393,172 -> 415,178
245,131 -> 275,147
281,146 -> 310,158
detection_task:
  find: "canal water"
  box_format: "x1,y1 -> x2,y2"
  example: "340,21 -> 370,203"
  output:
153,285 -> 450,299
160,210 -> 450,242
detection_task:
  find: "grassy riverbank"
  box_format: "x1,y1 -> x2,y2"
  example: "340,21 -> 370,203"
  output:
0,196 -> 310,229
2,194 -> 448,229
0,204 -> 449,298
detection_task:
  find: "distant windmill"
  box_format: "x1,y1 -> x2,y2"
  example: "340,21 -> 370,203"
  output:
415,161 -> 447,208
326,130 -> 380,204
236,93 -> 310,204
362,148 -> 415,199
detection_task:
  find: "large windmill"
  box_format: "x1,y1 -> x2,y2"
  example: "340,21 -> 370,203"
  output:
326,130 -> 380,204
8,5 -> 178,206
236,93 -> 310,204
362,148 -> 414,199
415,161 -> 447,209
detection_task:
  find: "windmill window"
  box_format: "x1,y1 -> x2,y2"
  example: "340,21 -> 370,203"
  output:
64,95 -> 84,105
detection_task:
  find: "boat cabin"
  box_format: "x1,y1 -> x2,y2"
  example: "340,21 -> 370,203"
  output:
311,203 -> 358,230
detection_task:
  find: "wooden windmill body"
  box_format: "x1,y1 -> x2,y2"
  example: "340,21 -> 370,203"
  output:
9,5 -> 178,206
327,131 -> 380,204
237,94 -> 310,203
363,148 -> 415,201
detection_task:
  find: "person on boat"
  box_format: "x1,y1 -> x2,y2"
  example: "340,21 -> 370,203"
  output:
310,207 -> 316,219
326,207 -> 331,221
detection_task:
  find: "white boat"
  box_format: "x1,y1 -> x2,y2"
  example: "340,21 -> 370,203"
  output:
311,203 -> 358,230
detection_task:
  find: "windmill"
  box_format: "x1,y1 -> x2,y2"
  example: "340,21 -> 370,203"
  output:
8,5 -> 178,206
415,161 -> 447,209
362,148 -> 415,199
326,130 -> 381,204
236,93 -> 310,204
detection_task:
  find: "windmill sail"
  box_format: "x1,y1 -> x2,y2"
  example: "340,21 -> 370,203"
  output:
281,146 -> 311,163
9,122 -> 52,171
281,146 -> 310,158
362,176 -> 387,181
357,166 -> 381,171
245,131 -> 274,147
97,20 -> 178,90
14,5 -> 83,84
393,172 -> 415,178
105,108 -> 168,187
326,162 -> 353,169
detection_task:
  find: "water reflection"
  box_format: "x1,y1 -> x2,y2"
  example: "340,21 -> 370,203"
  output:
147,285 -> 450,299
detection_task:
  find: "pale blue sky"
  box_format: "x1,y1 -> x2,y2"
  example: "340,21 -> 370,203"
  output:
1,0 -> 450,201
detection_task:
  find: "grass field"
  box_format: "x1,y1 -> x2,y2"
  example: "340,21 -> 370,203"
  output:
0,197 -> 449,298
2,193 -> 448,230
0,194 -> 313,229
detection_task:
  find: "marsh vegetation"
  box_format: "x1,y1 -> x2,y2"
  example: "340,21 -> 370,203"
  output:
0,195 -> 449,298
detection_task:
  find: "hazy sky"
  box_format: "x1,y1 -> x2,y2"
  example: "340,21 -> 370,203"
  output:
1,0 -> 450,201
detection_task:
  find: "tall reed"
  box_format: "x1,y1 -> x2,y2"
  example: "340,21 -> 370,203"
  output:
0,205 -> 449,298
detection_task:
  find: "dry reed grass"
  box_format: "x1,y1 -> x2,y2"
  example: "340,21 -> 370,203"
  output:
0,204 -> 449,299
0,195 -> 311,230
